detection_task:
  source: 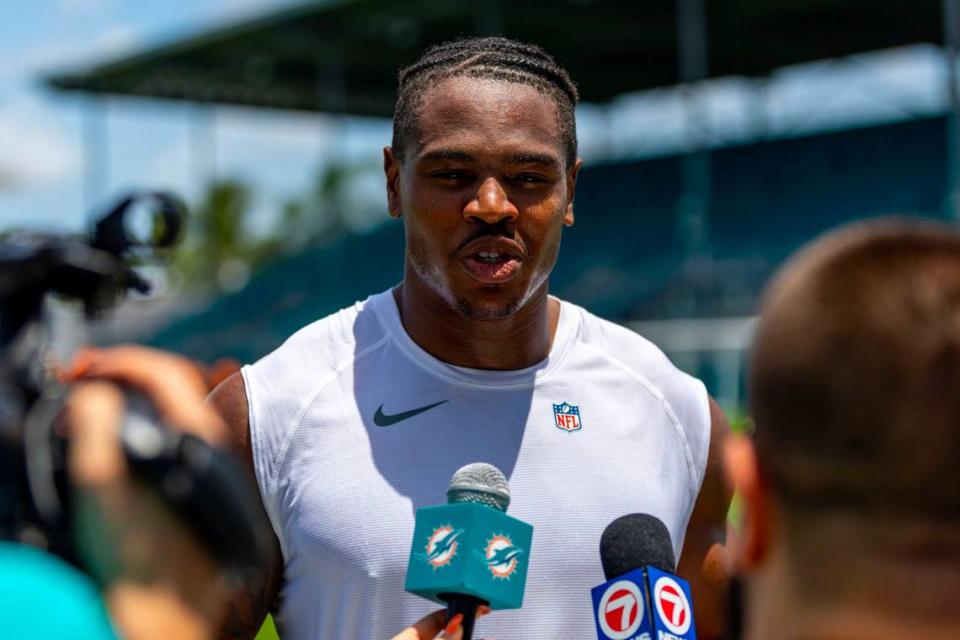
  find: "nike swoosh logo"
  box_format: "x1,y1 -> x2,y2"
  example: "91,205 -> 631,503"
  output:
373,400 -> 448,427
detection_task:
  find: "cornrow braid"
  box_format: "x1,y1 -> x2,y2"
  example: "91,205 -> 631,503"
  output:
392,36 -> 579,167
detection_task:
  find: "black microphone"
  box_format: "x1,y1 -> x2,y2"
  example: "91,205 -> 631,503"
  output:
601,513 -> 676,579
592,514 -> 696,640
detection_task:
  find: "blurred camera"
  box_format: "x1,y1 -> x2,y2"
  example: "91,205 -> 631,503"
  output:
0,192 -> 268,581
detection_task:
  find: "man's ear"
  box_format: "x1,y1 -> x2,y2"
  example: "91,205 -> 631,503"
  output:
724,433 -> 773,572
383,146 -> 403,219
563,158 -> 582,227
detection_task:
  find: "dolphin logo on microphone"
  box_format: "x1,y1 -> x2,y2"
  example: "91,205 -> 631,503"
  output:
486,545 -> 524,566
418,525 -> 463,568
475,534 -> 524,579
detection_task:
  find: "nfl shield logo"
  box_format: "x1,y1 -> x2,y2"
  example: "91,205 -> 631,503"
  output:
553,402 -> 582,432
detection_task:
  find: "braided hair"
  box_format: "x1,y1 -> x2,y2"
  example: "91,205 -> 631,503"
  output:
391,36 -> 579,167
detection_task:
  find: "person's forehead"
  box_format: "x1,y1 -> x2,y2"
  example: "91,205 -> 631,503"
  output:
411,76 -> 564,162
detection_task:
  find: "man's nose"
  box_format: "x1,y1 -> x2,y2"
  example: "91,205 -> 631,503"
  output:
463,177 -> 519,225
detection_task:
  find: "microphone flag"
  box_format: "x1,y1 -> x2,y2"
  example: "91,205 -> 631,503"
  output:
404,501 -> 532,609
591,566 -> 696,640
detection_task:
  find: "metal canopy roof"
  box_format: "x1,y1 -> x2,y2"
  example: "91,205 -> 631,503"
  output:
46,0 -> 945,117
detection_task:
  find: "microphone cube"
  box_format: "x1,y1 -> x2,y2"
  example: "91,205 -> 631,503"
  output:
404,502 -> 533,610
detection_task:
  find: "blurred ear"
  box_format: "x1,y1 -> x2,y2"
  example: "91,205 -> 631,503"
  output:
383,146 -> 403,219
563,158 -> 582,227
724,433 -> 773,572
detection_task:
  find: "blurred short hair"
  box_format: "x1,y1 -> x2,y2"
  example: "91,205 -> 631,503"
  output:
750,218 -> 960,526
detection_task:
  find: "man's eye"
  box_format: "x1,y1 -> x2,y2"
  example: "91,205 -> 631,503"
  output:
432,171 -> 471,181
512,174 -> 548,185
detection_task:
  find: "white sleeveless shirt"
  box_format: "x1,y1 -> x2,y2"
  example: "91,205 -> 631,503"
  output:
243,289 -> 710,639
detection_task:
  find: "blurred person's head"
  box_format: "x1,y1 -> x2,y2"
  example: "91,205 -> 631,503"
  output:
727,219 -> 960,640
383,37 -> 582,320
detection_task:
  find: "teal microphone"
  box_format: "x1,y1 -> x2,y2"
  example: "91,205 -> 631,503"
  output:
405,463 -> 533,640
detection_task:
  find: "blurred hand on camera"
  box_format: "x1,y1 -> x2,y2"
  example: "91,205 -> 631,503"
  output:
64,346 -> 231,640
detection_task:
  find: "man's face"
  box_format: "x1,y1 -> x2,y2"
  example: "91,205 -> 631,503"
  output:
384,76 -> 581,319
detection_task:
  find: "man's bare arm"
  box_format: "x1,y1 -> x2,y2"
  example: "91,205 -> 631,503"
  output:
677,397 -> 733,640
208,372 -> 284,640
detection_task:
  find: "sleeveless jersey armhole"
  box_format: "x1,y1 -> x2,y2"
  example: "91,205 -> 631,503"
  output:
689,377 -> 712,493
672,376 -> 712,560
241,364 -> 289,559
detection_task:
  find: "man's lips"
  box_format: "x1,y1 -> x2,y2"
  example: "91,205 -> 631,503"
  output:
457,236 -> 524,260
456,236 -> 524,284
460,255 -> 521,284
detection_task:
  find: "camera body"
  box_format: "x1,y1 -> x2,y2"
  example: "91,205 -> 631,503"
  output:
0,192 -> 269,580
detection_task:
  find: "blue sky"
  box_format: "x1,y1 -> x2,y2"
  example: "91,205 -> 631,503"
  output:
0,0 -> 953,234
0,0 -> 362,233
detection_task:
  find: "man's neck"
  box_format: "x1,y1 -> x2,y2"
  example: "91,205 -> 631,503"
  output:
393,280 -> 559,370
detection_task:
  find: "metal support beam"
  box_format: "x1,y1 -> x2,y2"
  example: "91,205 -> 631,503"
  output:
82,96 -> 107,216
944,0 -> 960,219
676,0 -> 711,256
315,49 -> 347,223
189,104 -> 217,198
315,50 -> 346,114
748,77 -> 770,142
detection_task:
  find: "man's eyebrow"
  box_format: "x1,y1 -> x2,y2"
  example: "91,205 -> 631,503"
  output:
418,149 -> 475,163
506,153 -> 560,168
417,149 -> 561,168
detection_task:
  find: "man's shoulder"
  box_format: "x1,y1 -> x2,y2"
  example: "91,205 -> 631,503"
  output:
564,300 -> 679,379
561,299 -> 708,418
561,300 -> 712,482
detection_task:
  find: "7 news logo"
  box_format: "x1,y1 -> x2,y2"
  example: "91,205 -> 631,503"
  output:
596,579 -> 649,640
652,575 -> 692,638
592,568 -> 696,640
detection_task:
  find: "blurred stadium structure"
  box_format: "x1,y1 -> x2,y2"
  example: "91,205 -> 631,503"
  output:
40,0 -> 960,409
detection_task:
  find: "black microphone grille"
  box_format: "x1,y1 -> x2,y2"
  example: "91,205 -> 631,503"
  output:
600,513 -> 676,580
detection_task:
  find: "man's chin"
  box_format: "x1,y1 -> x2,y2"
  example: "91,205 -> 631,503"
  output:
451,294 -> 523,320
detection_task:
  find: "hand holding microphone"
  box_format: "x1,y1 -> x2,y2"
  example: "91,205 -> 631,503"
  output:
390,606 -> 490,640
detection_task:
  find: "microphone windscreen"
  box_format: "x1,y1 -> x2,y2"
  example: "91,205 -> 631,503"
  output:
600,513 -> 676,580
446,462 -> 510,512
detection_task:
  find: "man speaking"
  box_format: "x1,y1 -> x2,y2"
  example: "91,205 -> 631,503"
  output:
210,36 -> 730,639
